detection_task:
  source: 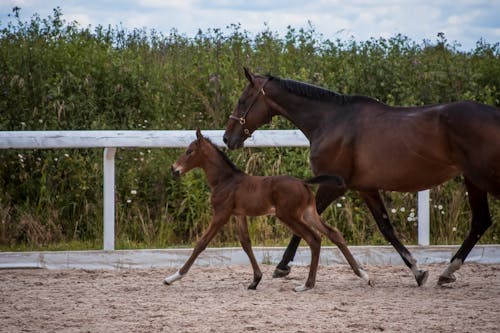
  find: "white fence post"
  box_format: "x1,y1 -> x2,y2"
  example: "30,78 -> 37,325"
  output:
103,147 -> 116,251
418,190 -> 430,246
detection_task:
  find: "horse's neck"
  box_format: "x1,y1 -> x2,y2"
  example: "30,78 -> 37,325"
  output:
270,91 -> 331,140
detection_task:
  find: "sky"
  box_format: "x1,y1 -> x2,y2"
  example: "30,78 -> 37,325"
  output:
1,0 -> 500,50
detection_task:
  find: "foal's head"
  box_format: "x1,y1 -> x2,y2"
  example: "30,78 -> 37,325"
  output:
171,128 -> 213,177
172,128 -> 243,178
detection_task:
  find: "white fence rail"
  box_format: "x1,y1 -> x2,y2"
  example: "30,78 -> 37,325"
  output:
0,130 -> 430,250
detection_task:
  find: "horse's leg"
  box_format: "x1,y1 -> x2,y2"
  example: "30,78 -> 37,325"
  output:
304,207 -> 372,285
438,178 -> 492,285
360,190 -> 428,286
235,216 -> 263,290
164,214 -> 229,285
273,185 -> 345,278
273,234 -> 301,278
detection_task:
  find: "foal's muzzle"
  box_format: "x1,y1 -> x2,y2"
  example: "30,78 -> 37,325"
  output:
171,165 -> 181,178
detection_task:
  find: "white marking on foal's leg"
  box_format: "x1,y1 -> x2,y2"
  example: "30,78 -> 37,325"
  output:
294,284 -> 312,292
359,268 -> 371,284
163,271 -> 184,285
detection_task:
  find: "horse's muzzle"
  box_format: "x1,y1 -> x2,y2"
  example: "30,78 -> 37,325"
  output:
223,133 -> 244,150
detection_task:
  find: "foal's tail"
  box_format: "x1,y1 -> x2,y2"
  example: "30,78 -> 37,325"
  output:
304,174 -> 346,188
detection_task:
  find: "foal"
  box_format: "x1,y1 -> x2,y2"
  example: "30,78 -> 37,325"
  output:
164,129 -> 370,291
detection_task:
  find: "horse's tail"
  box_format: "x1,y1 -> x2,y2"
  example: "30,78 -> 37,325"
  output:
304,174 -> 345,188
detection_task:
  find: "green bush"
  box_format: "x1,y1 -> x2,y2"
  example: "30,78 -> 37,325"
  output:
0,8 -> 499,249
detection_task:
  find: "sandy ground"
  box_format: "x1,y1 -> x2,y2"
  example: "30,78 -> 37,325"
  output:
0,263 -> 499,333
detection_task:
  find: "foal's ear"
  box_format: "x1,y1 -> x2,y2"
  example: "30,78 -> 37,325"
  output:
195,128 -> 203,141
244,67 -> 255,86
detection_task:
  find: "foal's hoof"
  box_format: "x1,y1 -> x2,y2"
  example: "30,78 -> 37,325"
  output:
437,273 -> 456,286
415,270 -> 429,287
294,284 -> 313,292
247,276 -> 262,290
163,271 -> 184,285
272,265 -> 291,278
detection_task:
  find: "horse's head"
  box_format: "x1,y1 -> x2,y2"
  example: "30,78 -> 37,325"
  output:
171,128 -> 209,177
223,67 -> 273,150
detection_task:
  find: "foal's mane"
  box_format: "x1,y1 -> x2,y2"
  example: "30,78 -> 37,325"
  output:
204,137 -> 244,174
266,75 -> 376,105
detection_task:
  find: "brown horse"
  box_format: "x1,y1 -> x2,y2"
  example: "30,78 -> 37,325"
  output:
223,68 -> 500,286
164,129 -> 371,291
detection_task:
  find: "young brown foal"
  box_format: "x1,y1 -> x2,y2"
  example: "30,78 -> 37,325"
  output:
164,129 -> 370,291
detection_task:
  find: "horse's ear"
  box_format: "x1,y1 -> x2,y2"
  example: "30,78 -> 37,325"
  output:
196,128 -> 203,141
244,67 -> 255,86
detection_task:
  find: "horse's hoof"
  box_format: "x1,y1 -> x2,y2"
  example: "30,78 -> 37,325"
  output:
368,279 -> 375,287
294,284 -> 313,292
437,273 -> 456,286
272,265 -> 291,278
416,270 -> 429,287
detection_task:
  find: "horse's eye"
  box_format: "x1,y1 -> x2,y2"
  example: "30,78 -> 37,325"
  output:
186,149 -> 193,155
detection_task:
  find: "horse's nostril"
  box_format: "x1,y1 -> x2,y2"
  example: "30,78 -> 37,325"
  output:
223,135 -> 228,144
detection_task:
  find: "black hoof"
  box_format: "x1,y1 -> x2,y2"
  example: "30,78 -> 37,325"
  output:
437,273 -> 456,286
272,265 -> 291,278
416,270 -> 429,287
248,276 -> 262,290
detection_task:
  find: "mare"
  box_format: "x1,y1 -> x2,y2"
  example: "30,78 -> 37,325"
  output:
223,68 -> 500,286
164,129 -> 371,291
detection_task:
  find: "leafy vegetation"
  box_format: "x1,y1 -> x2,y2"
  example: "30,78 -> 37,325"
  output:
1,8 -> 499,250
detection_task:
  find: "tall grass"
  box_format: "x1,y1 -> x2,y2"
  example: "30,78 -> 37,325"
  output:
0,8 -> 499,250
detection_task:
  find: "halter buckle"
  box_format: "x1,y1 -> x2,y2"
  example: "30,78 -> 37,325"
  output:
239,117 -> 246,125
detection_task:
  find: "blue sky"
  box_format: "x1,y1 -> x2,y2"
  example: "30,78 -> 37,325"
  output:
2,0 -> 500,50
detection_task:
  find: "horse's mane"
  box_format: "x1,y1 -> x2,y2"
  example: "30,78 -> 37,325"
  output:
204,137 -> 244,174
266,75 -> 376,105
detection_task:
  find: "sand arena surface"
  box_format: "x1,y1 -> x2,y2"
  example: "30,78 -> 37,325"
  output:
1,263 -> 499,332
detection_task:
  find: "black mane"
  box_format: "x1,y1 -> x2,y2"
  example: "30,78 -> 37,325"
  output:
267,75 -> 375,105
205,137 -> 244,174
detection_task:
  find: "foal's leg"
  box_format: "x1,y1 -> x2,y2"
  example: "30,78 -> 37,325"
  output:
438,178 -> 493,285
304,207 -> 372,285
235,216 -> 263,290
360,190 -> 428,286
273,185 -> 346,278
164,214 -> 229,285
292,222 -> 322,292
278,213 -> 322,292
